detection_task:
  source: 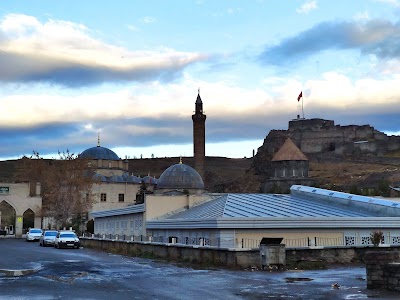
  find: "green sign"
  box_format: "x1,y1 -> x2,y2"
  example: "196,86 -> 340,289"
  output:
0,187 -> 10,194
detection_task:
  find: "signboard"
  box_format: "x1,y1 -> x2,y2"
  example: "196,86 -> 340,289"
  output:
17,217 -> 23,223
0,187 -> 9,194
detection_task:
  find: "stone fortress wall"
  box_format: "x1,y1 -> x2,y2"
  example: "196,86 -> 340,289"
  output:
258,118 -> 400,158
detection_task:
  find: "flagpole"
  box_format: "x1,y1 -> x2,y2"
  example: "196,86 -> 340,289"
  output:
302,95 -> 304,119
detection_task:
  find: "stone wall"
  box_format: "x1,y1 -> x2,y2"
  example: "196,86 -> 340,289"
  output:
81,237 -> 400,269
365,251 -> 400,291
81,238 -> 259,268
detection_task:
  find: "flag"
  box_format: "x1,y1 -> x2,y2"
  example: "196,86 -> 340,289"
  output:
297,91 -> 302,102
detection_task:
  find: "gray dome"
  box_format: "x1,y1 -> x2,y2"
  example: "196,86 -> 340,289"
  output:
127,175 -> 142,184
93,173 -> 107,182
80,146 -> 120,160
157,163 -> 204,190
143,175 -> 157,185
108,175 -> 125,183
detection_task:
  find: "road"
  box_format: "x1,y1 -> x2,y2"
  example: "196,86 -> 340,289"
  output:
0,238 -> 399,299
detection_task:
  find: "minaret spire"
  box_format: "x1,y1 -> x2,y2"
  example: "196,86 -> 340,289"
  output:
192,90 -> 206,181
97,132 -> 100,147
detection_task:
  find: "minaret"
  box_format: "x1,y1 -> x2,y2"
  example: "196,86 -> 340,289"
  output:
192,89 -> 206,180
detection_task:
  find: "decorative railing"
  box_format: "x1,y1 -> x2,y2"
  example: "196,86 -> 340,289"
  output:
82,233 -> 400,249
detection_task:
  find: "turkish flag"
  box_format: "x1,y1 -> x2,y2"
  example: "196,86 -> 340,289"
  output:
297,91 -> 302,102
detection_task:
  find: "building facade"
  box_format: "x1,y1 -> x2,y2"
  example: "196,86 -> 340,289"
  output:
0,182 -> 42,237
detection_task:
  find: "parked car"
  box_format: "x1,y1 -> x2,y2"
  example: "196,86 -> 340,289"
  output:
26,228 -> 43,241
54,231 -> 80,249
39,230 -> 58,247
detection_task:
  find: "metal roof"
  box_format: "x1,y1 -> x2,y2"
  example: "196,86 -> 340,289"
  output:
165,193 -> 373,220
79,146 -> 120,160
290,185 -> 400,216
157,163 -> 204,190
90,204 -> 145,218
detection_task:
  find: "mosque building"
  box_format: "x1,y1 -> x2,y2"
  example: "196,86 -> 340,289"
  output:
78,135 -> 157,212
90,91 -> 400,249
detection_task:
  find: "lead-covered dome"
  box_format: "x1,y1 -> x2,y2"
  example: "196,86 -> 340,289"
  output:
157,163 -> 204,190
79,145 -> 120,161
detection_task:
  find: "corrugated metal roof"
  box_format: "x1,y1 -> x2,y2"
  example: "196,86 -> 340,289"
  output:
90,204 -> 145,218
165,193 -> 372,220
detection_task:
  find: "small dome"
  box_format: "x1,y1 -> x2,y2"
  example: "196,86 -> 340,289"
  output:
127,175 -> 142,184
157,163 -> 204,190
79,146 -> 120,161
143,175 -> 157,185
108,175 -> 125,183
93,173 -> 107,182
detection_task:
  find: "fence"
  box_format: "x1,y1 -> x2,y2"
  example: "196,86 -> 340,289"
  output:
83,233 -> 400,249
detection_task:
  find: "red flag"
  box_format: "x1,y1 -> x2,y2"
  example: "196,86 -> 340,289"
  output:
297,91 -> 302,102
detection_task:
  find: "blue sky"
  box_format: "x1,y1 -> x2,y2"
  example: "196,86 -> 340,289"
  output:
0,0 -> 399,160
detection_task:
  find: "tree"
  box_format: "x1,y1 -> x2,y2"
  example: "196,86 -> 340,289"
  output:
15,150 -> 96,229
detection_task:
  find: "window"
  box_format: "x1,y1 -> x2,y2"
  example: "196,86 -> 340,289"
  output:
118,193 -> 124,202
100,193 -> 107,202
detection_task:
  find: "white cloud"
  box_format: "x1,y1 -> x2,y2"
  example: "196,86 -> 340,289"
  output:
353,11 -> 370,21
141,16 -> 156,24
127,24 -> 140,32
0,14 -> 207,86
376,0 -> 400,7
2,69 -> 399,129
296,0 -> 317,14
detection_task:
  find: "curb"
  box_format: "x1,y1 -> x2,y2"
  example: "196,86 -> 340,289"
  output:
0,268 -> 39,277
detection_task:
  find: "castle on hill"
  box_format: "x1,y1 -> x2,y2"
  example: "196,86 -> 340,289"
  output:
257,117 -> 400,160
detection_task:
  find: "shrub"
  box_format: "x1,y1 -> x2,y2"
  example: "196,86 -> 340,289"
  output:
370,230 -> 383,247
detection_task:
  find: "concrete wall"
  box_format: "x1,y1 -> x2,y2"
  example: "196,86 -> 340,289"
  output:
145,194 -> 210,220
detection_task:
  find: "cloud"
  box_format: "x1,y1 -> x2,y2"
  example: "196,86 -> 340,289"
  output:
259,18 -> 400,66
0,14 -> 208,87
353,11 -> 370,21
376,0 -> 400,7
141,16 -> 156,24
296,1 -> 317,14
1,69 -> 400,159
127,24 -> 140,32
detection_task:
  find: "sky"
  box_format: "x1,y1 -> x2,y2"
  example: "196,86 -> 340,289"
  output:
0,0 -> 400,160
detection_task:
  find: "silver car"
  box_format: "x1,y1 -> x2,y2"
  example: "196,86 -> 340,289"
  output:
26,228 -> 42,242
39,230 -> 58,247
54,231 -> 80,249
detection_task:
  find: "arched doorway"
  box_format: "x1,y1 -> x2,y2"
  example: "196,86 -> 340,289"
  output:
23,209 -> 35,231
0,200 -> 16,234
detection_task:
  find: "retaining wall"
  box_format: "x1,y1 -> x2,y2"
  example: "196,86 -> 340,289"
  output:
365,251 -> 400,291
81,238 -> 400,269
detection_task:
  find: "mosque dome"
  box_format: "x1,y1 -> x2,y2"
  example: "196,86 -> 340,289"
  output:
79,145 -> 120,161
157,162 -> 204,190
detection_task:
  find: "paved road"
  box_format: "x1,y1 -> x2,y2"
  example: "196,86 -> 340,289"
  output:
0,238 -> 399,299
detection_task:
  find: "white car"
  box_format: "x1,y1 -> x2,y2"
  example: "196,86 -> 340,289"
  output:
54,231 -> 80,249
26,228 -> 43,241
39,230 -> 58,246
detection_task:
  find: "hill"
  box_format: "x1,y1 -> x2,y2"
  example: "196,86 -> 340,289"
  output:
0,154 -> 398,194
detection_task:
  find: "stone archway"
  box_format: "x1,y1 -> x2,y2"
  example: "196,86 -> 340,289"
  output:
0,200 -> 16,234
23,208 -> 35,230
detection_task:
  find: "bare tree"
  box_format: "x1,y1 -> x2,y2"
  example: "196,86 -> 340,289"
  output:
15,150 -> 96,229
